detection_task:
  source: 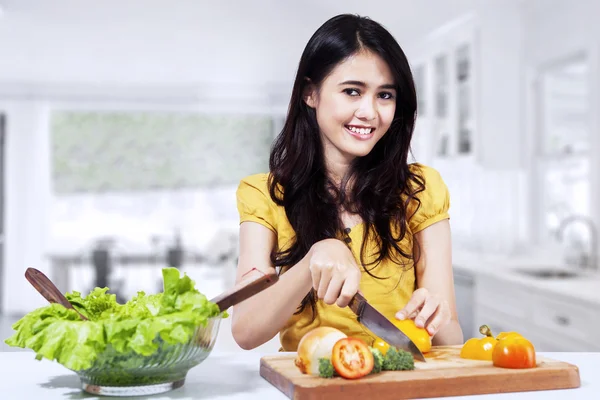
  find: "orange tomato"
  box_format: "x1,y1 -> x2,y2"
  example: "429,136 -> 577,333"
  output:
492,336 -> 536,369
374,318 -> 432,355
331,338 -> 374,379
496,331 -> 522,341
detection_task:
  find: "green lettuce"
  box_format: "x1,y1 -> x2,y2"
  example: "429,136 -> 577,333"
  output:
4,268 -> 225,371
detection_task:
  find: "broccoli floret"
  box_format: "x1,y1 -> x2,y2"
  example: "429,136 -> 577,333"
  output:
382,347 -> 415,371
318,358 -> 336,378
369,347 -> 384,374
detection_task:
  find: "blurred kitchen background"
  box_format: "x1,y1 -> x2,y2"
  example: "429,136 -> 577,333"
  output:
0,0 -> 599,354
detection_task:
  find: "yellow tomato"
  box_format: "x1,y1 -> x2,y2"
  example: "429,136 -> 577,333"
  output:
372,338 -> 391,356
374,319 -> 432,354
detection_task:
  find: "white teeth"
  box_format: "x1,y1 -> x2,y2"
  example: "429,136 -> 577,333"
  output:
347,126 -> 372,135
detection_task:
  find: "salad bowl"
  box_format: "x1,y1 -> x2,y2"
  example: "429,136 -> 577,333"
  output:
74,316 -> 221,396
6,267 -> 277,397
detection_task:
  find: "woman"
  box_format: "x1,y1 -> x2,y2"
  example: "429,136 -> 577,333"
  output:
231,14 -> 464,351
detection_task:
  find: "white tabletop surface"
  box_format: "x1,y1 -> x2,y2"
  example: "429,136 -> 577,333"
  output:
0,350 -> 597,400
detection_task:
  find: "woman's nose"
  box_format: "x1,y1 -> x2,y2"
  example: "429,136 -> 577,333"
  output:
355,97 -> 376,120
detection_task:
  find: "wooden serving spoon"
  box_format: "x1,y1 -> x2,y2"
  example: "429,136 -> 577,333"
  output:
25,267 -> 279,319
25,267 -> 89,320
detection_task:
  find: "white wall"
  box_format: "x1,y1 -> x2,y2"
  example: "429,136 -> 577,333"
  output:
522,0 -> 599,66
475,0 -> 525,170
0,0 -> 480,87
1,101 -> 52,313
0,0 -> 305,86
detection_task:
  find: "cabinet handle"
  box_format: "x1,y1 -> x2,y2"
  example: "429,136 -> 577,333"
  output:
555,315 -> 570,326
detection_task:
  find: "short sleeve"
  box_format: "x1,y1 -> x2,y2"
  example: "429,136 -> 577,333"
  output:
236,173 -> 278,233
408,165 -> 450,234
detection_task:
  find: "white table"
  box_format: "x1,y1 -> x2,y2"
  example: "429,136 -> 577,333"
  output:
0,351 -> 597,399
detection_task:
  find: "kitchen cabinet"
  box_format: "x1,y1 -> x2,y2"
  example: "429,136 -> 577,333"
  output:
472,274 -> 600,352
410,17 -> 478,163
409,4 -> 528,170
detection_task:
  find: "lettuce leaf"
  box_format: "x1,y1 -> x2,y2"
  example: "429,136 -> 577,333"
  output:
4,268 -> 224,371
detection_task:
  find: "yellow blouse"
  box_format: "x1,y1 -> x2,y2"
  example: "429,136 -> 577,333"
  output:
236,163 -> 450,351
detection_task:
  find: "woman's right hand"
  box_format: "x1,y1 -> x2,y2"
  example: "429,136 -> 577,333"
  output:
305,238 -> 362,308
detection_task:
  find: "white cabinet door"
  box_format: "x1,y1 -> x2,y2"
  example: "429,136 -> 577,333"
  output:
474,274 -> 600,351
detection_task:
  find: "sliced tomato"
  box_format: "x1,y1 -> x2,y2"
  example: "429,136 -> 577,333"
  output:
331,337 -> 374,379
492,336 -> 536,369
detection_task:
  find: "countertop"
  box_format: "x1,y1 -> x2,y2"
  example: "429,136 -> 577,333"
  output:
0,350 -> 597,400
452,249 -> 600,306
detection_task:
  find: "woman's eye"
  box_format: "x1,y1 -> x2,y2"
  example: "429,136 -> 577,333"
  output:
343,88 -> 360,96
379,92 -> 394,100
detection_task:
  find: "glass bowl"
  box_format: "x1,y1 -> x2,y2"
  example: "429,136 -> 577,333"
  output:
73,316 -> 221,397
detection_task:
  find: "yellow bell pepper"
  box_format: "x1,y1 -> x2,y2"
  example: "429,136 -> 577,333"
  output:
373,319 -> 432,355
460,326 -> 497,361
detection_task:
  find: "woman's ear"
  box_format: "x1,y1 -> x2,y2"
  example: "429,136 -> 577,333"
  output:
303,79 -> 317,108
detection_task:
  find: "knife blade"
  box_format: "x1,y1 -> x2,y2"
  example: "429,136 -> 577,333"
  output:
348,292 -> 426,362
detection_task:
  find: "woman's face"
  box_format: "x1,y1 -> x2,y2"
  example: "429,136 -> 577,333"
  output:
305,50 -> 397,164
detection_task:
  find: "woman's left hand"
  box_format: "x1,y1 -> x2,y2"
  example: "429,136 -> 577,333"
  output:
395,288 -> 451,336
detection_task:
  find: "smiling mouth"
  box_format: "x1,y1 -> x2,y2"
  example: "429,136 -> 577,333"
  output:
345,125 -> 375,135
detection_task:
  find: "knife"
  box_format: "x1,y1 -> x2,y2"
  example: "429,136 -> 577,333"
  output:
348,292 -> 426,362
210,272 -> 279,311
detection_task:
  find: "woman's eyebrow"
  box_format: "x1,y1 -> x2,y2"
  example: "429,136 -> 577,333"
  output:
338,80 -> 396,90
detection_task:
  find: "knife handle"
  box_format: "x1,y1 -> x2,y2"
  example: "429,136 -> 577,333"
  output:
210,272 -> 278,312
348,292 -> 366,318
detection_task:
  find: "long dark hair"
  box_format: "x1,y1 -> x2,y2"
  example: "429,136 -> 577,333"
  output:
268,14 -> 425,316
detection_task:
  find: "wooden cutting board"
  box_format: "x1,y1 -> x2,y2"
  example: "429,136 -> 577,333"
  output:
259,346 -> 580,399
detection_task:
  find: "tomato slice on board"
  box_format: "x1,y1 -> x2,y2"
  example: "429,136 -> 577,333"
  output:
331,338 -> 374,379
492,336 -> 537,369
